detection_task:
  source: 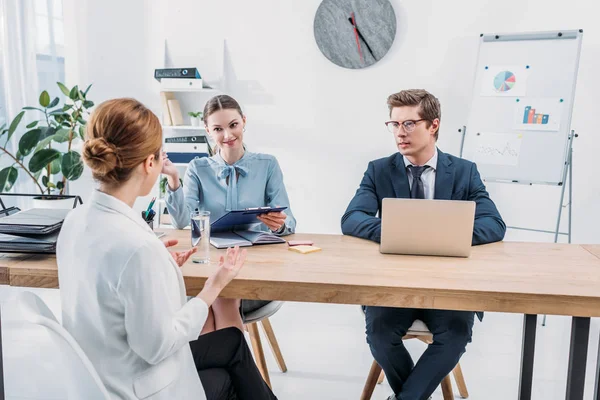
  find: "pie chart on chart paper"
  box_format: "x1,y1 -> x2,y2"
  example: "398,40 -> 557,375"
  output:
493,71 -> 516,92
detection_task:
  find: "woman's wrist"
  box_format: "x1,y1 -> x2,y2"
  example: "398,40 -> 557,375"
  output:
166,173 -> 181,191
271,223 -> 286,234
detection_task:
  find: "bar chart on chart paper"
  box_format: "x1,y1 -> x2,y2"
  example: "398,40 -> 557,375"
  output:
470,132 -> 522,166
515,98 -> 562,131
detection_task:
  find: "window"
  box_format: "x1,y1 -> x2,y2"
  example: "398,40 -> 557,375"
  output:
0,14 -> 6,129
34,0 -> 65,100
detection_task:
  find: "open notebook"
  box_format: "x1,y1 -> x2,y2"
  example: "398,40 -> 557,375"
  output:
210,230 -> 285,249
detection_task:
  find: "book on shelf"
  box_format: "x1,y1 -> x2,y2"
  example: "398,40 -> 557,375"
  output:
167,99 -> 184,125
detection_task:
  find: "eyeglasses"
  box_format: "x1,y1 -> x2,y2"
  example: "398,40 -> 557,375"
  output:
385,119 -> 428,134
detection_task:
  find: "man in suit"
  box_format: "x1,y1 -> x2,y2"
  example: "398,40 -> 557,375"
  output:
341,89 -> 506,400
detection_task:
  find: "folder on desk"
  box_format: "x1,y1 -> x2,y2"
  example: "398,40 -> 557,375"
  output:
0,208 -> 70,235
0,231 -> 59,253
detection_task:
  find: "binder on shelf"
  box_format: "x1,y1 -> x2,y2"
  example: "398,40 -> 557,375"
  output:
154,68 -> 201,81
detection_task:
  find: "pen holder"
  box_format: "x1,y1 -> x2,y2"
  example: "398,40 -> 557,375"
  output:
142,211 -> 154,230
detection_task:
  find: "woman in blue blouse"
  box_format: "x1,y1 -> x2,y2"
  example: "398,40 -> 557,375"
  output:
162,94 -> 296,328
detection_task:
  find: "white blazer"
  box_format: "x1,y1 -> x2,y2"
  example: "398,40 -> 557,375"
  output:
57,190 -> 208,400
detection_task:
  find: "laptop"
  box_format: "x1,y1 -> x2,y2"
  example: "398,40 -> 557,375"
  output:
380,198 -> 476,258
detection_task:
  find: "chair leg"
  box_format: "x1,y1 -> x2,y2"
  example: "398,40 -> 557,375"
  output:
452,363 -> 469,398
247,322 -> 271,388
260,318 -> 287,373
441,374 -> 454,400
377,370 -> 385,384
360,360 -> 383,400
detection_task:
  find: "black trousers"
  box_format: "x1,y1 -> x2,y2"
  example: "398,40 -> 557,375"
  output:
190,327 -> 277,400
365,306 -> 475,400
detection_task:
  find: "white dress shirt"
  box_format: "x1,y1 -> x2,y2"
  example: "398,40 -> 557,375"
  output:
403,149 -> 438,200
57,190 -> 208,400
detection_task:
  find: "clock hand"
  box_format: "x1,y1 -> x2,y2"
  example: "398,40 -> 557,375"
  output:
350,12 -> 364,63
347,17 -> 375,60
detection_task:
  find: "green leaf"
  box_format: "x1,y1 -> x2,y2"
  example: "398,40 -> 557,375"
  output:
42,175 -> 49,186
69,85 -> 79,100
29,149 -> 60,173
35,134 -> 56,152
78,90 -> 85,101
48,97 -> 60,108
18,129 -> 42,156
48,110 -> 68,116
56,181 -> 64,191
6,111 -> 25,143
16,150 -> 24,161
0,166 -> 18,192
83,84 -> 93,96
26,121 -> 39,129
50,158 -> 62,175
39,91 -> 50,107
57,82 -> 70,97
77,117 -> 86,125
62,104 -> 73,112
22,106 -> 43,111
61,151 -> 84,181
83,100 -> 94,108
79,125 -> 86,140
53,128 -> 72,143
39,126 -> 57,140
46,181 -> 56,189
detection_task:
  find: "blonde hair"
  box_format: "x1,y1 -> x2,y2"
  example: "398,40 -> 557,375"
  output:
83,98 -> 162,185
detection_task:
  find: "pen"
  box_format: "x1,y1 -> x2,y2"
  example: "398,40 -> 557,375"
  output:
145,197 -> 156,217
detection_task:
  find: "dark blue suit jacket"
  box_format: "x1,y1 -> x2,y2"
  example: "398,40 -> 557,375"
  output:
341,150 -> 506,321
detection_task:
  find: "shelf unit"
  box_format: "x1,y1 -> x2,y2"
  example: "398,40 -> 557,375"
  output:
157,72 -> 220,228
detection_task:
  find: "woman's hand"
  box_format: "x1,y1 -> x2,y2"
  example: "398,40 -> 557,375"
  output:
198,247 -> 247,306
257,211 -> 286,232
161,151 -> 180,190
162,238 -> 197,267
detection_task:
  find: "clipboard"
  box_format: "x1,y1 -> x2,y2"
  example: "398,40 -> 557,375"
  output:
211,206 -> 288,230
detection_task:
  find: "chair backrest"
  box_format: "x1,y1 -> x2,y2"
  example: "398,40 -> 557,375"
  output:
16,291 -> 110,400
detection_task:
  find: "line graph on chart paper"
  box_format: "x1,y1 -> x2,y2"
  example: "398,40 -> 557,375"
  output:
471,133 -> 522,166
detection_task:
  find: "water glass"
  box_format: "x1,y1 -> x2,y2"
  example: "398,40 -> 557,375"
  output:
191,210 -> 210,264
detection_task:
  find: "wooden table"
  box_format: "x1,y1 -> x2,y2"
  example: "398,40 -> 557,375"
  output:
2,233 -> 600,400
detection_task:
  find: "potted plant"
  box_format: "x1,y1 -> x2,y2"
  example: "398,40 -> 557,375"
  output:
0,82 -> 94,208
188,111 -> 203,127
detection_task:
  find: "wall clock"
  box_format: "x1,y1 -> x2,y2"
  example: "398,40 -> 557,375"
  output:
314,0 -> 397,69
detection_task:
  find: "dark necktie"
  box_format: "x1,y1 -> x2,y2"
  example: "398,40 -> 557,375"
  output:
408,165 -> 430,199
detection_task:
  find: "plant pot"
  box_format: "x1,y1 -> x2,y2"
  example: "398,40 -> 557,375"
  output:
190,117 -> 200,126
32,196 -> 77,209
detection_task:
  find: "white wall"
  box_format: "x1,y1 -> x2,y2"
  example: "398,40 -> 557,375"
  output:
63,0 -> 166,211
65,0 -> 600,242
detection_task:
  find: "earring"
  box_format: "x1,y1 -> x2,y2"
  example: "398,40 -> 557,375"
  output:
243,127 -> 246,132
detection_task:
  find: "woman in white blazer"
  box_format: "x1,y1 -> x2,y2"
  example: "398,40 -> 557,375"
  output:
57,98 -> 277,400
